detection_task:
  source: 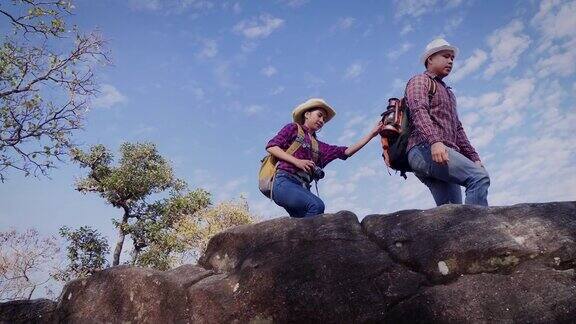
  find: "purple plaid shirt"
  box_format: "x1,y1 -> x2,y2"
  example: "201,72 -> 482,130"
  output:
266,123 -> 348,175
406,71 -> 480,162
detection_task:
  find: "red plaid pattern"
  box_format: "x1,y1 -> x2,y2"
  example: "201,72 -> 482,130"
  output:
406,71 -> 480,162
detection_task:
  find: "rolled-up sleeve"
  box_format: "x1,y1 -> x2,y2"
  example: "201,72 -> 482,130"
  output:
318,141 -> 348,168
406,75 -> 443,145
266,123 -> 297,150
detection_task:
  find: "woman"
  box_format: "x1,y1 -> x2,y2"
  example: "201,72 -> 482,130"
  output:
266,98 -> 384,218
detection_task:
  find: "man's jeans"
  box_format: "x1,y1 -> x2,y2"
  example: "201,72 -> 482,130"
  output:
272,171 -> 325,218
408,143 -> 490,206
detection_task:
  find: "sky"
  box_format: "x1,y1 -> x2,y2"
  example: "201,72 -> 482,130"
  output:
1,0 -> 575,264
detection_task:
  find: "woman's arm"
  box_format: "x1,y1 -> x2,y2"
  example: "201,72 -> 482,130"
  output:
344,121 -> 384,157
267,146 -> 315,173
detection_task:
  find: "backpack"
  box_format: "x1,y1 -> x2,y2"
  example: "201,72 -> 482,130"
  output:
259,123 -> 319,198
380,76 -> 437,179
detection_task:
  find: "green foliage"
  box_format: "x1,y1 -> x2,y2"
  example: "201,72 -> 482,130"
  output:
54,226 -> 109,282
72,141 -> 257,270
71,142 -> 205,267
131,190 -> 212,270
0,0 -> 109,181
72,143 -> 179,209
176,197 -> 257,261
134,197 -> 257,269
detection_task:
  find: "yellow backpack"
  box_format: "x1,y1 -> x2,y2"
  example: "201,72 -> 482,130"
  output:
259,123 -> 318,199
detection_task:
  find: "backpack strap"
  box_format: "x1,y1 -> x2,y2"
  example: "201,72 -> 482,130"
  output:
427,75 -> 437,102
309,135 -> 319,164
285,123 -> 305,156
290,123 -> 320,164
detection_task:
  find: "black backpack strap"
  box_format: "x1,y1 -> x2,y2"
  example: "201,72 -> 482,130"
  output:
427,75 -> 437,102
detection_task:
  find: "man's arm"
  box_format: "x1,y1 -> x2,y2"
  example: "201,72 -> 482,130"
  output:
455,119 -> 481,162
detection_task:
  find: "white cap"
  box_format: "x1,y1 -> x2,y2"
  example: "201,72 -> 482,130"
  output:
420,38 -> 459,66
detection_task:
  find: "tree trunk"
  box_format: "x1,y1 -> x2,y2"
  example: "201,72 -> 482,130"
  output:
112,210 -> 129,266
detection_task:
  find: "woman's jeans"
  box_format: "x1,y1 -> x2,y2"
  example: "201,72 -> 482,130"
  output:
408,143 -> 490,206
272,171 -> 325,218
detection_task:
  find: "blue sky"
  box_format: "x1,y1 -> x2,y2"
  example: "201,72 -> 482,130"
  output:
1,0 -> 575,261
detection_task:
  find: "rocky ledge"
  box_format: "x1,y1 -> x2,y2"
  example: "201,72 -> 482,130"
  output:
1,201 -> 575,323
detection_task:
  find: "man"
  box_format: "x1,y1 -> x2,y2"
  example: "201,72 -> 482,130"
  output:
406,38 -> 490,206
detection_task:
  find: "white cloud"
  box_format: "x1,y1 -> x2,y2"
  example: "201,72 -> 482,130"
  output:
337,128 -> 357,144
344,115 -> 366,128
188,86 -> 205,100
178,0 -> 214,10
332,17 -> 355,31
261,65 -> 277,77
494,78 -> 535,113
214,61 -> 238,90
387,43 -> 412,60
394,0 -> 464,18
400,24 -> 414,36
458,92 -> 501,110
128,0 -> 214,12
233,14 -> 284,39
222,2 -> 242,14
457,78 -> 535,149
92,84 -> 127,109
244,104 -> 265,115
394,0 -> 438,18
240,41 -> 259,53
304,73 -> 325,89
484,20 -> 531,78
280,0 -> 309,8
534,42 -> 576,77
449,49 -> 487,82
531,0 -> 576,42
270,86 -> 285,95
196,38 -> 218,59
444,15 -> 464,34
129,0 -> 161,11
344,62 -> 364,80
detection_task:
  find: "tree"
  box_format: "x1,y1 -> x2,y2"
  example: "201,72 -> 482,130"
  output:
130,189 -> 211,270
53,226 -> 109,282
0,0 -> 110,181
174,197 -> 257,264
133,196 -> 257,270
0,228 -> 60,301
71,142 -> 191,266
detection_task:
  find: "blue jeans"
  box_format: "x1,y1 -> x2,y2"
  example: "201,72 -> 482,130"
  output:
272,171 -> 325,218
408,143 -> 490,206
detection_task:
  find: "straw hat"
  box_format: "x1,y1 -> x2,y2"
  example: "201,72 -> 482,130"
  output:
420,38 -> 459,66
292,98 -> 336,124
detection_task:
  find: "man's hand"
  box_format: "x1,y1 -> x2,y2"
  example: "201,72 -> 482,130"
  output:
431,142 -> 449,164
293,159 -> 315,173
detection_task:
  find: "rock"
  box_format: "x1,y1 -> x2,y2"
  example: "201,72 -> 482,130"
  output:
362,202 -> 576,322
0,298 -> 56,324
55,264 -> 212,323
1,202 -> 574,323
193,211 -> 425,323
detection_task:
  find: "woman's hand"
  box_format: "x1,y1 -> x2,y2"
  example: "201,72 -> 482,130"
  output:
370,121 -> 385,137
344,120 -> 386,157
293,159 -> 315,173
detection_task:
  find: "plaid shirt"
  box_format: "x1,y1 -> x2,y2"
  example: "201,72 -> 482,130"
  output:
266,123 -> 348,175
406,71 -> 480,162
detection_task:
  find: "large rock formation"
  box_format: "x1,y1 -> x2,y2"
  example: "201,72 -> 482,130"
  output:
1,201 -> 575,323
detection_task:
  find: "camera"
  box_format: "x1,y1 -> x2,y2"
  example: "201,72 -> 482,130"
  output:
312,166 -> 325,181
